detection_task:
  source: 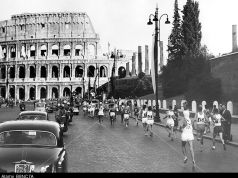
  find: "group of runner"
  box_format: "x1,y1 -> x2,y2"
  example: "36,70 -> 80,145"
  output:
81,99 -> 230,168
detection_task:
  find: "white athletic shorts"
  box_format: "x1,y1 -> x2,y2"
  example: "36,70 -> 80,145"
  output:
124,114 -> 130,119
181,128 -> 194,142
166,118 -> 174,127
110,112 -> 116,116
147,119 -> 154,125
142,117 -> 147,124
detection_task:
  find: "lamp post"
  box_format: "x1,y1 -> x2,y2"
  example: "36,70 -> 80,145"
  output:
147,4 -> 170,122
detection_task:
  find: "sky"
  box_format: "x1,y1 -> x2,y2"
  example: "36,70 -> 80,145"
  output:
1,0 -> 238,58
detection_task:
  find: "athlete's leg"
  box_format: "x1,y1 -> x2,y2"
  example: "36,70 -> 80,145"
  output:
188,140 -> 195,165
182,141 -> 188,163
219,132 -> 226,150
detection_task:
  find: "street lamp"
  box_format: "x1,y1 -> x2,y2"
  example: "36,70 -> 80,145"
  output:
147,4 -> 170,122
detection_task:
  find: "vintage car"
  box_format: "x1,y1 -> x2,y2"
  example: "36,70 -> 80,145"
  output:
46,102 -> 54,113
17,111 -> 49,121
0,120 -> 67,172
73,106 -> 79,115
34,102 -> 46,112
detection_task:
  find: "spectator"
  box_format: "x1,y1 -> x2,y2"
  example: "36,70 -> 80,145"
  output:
221,104 -> 232,143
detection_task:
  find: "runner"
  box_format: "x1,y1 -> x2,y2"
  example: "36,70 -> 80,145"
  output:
109,104 -> 117,126
82,100 -> 88,117
134,103 -> 140,126
163,106 -> 175,141
181,102 -> 196,167
173,105 -> 179,137
211,108 -> 226,151
146,106 -> 154,137
98,102 -> 105,124
123,103 -> 131,128
194,105 -> 207,152
140,105 -> 148,135
120,102 -> 125,124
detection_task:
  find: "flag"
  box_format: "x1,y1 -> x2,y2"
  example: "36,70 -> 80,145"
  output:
151,35 -> 156,94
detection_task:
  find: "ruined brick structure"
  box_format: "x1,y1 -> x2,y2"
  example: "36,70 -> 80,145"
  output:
0,12 -> 131,100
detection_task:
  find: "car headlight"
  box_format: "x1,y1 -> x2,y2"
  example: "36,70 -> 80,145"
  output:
40,165 -> 50,173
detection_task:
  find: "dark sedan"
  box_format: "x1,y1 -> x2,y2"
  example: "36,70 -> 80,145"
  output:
17,111 -> 49,120
0,120 -> 67,173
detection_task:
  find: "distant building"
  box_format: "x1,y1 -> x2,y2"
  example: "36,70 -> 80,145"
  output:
0,12 -> 131,100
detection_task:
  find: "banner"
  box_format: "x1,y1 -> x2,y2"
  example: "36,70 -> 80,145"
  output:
151,34 -> 156,94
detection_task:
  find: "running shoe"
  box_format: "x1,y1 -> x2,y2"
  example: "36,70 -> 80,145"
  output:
223,144 -> 226,151
184,157 -> 188,164
212,146 -> 215,150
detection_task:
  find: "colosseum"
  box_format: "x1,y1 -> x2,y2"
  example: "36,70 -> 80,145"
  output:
0,12 -> 132,101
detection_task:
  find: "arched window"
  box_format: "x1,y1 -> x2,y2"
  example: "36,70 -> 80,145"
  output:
75,44 -> 83,56
40,45 -> 47,57
100,66 -> 107,77
118,66 -> 126,79
52,66 -> 59,78
40,66 -> 47,78
63,66 -> 71,78
52,87 -> 58,99
30,45 -> 36,57
63,87 -> 71,97
19,66 -> 25,78
29,66 -> 36,78
87,66 -> 95,77
63,44 -> 71,56
75,65 -> 83,77
52,44 -> 59,56
10,46 -> 16,58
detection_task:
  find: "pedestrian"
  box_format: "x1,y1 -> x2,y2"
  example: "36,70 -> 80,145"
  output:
180,102 -> 196,167
194,105 -> 207,152
204,105 -> 211,134
109,104 -> 116,126
98,102 -> 104,124
123,103 -> 130,128
211,108 -> 226,151
134,103 -> 140,126
120,102 -> 125,124
221,104 -> 232,143
173,105 -> 179,137
146,106 -> 154,137
163,106 -> 175,141
140,105 -> 148,135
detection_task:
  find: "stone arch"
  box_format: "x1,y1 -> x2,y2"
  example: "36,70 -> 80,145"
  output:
52,87 -> 59,99
52,44 -> 59,56
40,87 -> 47,99
10,46 -> 16,58
118,66 -> 126,78
9,86 -> 15,98
40,66 -> 47,78
40,44 -> 47,57
63,44 -> 71,56
19,87 -> 25,100
75,44 -> 83,56
0,66 -> 6,79
19,66 -> 25,78
63,87 -> 71,97
0,87 -> 5,98
29,87 -> 35,100
87,65 -> 95,77
29,66 -> 36,78
75,65 -> 83,78
63,65 -> 71,78
9,66 -> 15,79
75,87 -> 82,95
99,66 -> 107,77
52,66 -> 59,78
30,45 -> 36,57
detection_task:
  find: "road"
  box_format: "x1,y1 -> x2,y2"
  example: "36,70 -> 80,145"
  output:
0,105 -> 238,172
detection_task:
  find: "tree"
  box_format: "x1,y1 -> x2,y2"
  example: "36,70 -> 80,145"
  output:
181,0 -> 202,57
168,0 -> 183,60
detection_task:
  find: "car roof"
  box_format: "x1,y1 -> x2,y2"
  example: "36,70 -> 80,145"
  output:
19,111 -> 47,115
0,120 -> 60,137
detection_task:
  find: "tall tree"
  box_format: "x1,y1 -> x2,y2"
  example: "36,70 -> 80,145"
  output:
181,0 -> 202,57
168,0 -> 183,60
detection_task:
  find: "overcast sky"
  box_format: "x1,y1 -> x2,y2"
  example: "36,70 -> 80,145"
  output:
1,0 -> 238,58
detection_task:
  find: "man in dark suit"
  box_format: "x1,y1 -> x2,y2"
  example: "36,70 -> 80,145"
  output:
221,104 -> 232,143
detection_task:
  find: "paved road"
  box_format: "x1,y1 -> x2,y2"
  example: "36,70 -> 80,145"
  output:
0,105 -> 238,172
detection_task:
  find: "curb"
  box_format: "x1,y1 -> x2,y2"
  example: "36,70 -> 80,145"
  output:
130,116 -> 238,147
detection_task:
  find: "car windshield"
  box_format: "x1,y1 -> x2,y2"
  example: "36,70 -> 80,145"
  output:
19,114 -> 47,120
0,130 -> 57,146
35,103 -> 45,107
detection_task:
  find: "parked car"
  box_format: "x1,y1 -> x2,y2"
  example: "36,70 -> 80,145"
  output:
34,102 -> 46,112
73,105 -> 79,115
0,120 -> 67,172
17,111 -> 49,121
46,102 -> 54,113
